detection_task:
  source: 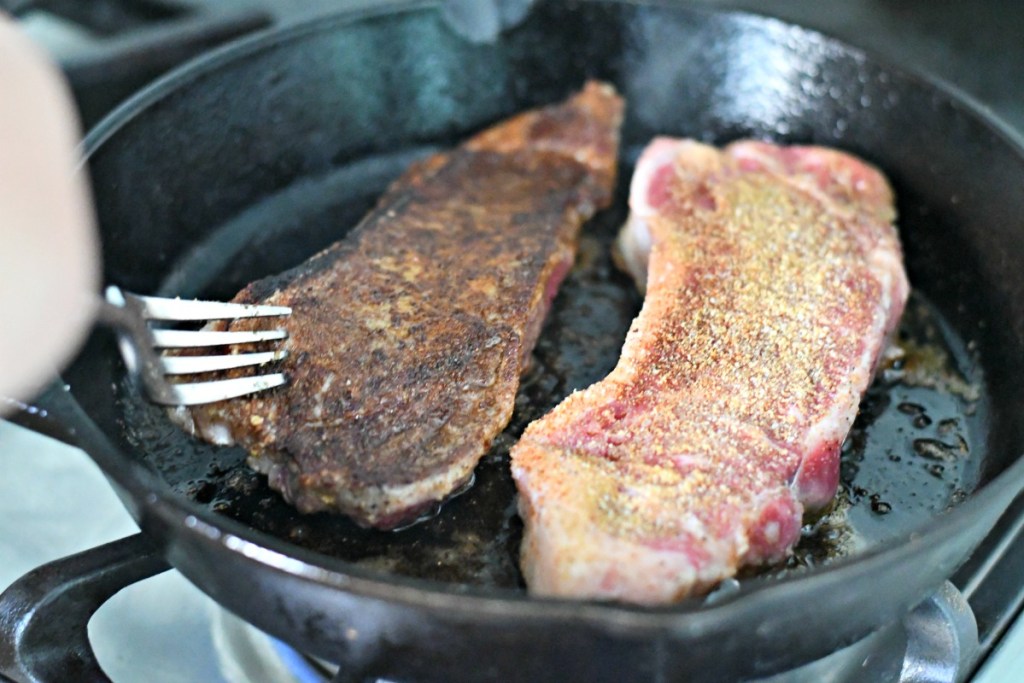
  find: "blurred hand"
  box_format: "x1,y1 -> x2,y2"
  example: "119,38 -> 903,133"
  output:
0,14 -> 99,409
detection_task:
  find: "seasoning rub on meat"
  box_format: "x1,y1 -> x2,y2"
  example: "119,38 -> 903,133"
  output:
511,138 -> 909,604
180,82 -> 623,529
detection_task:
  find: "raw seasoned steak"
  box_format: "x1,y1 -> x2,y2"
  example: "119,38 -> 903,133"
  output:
511,138 -> 908,604
179,82 -> 623,529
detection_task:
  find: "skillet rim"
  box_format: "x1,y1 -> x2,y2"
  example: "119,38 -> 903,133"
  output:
74,0 -> 1024,629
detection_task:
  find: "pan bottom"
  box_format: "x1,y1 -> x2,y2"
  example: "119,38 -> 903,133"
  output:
116,146 -> 987,596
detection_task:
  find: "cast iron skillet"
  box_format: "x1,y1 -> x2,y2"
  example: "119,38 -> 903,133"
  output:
7,1 -> 1024,681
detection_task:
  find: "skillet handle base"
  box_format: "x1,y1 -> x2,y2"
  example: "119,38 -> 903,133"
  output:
0,533 -> 169,683
901,581 -> 979,683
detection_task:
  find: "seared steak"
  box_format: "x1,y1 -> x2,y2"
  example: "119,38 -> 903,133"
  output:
511,138 -> 908,604
180,82 -> 624,529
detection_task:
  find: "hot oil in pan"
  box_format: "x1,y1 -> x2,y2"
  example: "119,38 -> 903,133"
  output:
775,297 -> 984,578
119,151 -> 986,593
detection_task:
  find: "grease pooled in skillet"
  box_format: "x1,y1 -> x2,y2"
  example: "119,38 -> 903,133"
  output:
117,147 -> 984,593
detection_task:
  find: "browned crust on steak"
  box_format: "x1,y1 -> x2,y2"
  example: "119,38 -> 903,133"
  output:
180,82 -> 623,528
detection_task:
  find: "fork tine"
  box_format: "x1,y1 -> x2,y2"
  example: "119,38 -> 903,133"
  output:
100,286 -> 292,406
150,328 -> 288,348
160,350 -> 288,375
129,293 -> 291,321
156,374 -> 289,406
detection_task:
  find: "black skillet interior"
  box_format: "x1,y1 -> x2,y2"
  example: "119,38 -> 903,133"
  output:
68,0 -> 1024,604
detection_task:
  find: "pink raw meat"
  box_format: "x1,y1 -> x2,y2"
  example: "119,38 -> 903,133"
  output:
511,138 -> 909,604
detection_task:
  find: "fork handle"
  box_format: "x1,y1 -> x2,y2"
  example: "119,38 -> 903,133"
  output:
95,290 -> 180,405
6,294 -> 166,448
7,290 -> 170,445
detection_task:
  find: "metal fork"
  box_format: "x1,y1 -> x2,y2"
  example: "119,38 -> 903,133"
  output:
98,285 -> 291,406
